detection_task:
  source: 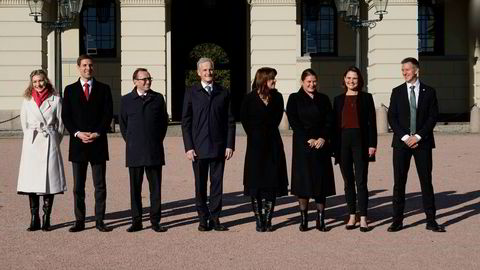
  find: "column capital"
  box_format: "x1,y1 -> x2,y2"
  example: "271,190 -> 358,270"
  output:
120,0 -> 165,7
248,0 -> 296,6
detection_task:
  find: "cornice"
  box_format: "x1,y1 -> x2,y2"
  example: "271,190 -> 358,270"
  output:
249,0 -> 296,6
120,0 -> 165,7
0,0 -> 28,7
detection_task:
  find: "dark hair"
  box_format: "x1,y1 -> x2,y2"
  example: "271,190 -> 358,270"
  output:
23,69 -> 57,98
301,68 -> 317,81
401,57 -> 420,69
253,67 -> 277,100
77,54 -> 93,66
132,68 -> 149,80
342,66 -> 364,92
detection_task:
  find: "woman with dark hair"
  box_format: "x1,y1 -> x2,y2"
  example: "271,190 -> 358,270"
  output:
286,68 -> 336,232
333,66 -> 377,232
17,70 -> 66,231
241,67 -> 289,232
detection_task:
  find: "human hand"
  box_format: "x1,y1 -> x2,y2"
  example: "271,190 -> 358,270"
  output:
406,135 -> 418,148
307,139 -> 316,148
225,148 -> 234,160
77,131 -> 93,143
314,138 -> 326,149
186,149 -> 197,161
368,147 -> 376,157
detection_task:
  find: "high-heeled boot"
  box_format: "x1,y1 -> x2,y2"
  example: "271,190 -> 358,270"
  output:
27,194 -> 40,231
263,200 -> 275,232
41,195 -> 54,231
299,210 -> 308,232
251,197 -> 265,232
316,209 -> 327,232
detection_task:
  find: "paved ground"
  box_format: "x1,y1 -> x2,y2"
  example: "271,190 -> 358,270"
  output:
1,133 -> 479,269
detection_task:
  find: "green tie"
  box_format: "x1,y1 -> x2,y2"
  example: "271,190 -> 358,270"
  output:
409,85 -> 416,134
205,85 -> 212,95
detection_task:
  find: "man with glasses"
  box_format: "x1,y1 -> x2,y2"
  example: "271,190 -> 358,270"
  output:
182,58 -> 235,231
120,68 -> 169,232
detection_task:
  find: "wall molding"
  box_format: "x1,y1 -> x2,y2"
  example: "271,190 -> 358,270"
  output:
120,0 -> 165,7
0,0 -> 28,7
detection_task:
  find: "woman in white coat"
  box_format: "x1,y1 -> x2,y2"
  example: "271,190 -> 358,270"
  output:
17,70 -> 67,231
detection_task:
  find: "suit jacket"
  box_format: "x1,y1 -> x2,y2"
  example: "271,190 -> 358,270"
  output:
332,91 -> 377,164
387,81 -> 438,149
181,82 -> 235,159
62,78 -> 113,163
120,88 -> 168,167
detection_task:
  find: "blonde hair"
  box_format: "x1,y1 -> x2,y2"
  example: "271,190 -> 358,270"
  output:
23,70 -> 57,99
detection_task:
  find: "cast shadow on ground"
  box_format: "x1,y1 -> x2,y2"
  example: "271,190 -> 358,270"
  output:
49,189 -> 480,232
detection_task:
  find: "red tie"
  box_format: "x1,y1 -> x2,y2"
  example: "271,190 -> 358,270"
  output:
84,83 -> 89,101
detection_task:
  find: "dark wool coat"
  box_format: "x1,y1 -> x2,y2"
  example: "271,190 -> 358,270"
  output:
62,78 -> 113,163
286,89 -> 336,198
240,89 -> 288,197
120,89 -> 168,167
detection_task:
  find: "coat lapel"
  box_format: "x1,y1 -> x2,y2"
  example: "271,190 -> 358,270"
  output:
26,98 -> 47,124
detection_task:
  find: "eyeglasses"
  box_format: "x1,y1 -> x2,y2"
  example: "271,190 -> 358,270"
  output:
135,77 -> 153,83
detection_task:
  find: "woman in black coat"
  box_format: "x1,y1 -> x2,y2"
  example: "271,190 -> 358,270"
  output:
240,67 -> 289,232
333,66 -> 377,232
286,69 -> 335,232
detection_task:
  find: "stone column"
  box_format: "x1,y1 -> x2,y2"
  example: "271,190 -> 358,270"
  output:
120,0 -> 167,99
367,0 -> 419,133
249,0 -> 297,129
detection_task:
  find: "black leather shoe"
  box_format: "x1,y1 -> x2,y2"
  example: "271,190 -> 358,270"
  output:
426,222 -> 446,232
360,226 -> 371,232
95,221 -> 112,232
345,224 -> 357,230
152,223 -> 167,232
126,222 -> 143,232
69,221 -> 85,232
387,223 -> 403,232
211,218 -> 229,231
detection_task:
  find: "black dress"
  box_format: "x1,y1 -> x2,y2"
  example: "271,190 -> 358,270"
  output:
286,89 -> 336,198
240,89 -> 289,197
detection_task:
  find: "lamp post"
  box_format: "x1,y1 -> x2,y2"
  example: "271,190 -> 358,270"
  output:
27,0 -> 84,97
334,0 -> 388,68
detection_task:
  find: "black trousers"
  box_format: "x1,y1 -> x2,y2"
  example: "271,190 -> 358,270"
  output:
128,166 -> 162,224
392,147 -> 436,224
339,129 -> 369,217
72,161 -> 107,222
192,158 -> 225,220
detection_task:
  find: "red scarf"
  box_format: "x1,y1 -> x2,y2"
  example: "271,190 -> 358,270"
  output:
32,89 -> 50,107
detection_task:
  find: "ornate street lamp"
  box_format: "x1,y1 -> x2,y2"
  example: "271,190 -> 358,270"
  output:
27,0 -> 84,97
334,0 -> 388,68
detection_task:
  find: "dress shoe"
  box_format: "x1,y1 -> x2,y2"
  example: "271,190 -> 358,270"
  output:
426,222 -> 446,232
387,223 -> 403,232
69,221 -> 85,232
95,221 -> 112,232
126,223 -> 143,232
345,224 -> 357,230
151,223 -> 167,232
197,218 -> 211,232
210,218 -> 229,231
360,226 -> 371,232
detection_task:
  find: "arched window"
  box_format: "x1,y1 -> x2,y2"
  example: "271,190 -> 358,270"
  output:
301,0 -> 337,56
418,0 -> 444,55
79,0 -> 117,57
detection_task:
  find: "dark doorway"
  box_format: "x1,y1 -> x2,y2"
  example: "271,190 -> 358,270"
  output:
171,0 -> 248,121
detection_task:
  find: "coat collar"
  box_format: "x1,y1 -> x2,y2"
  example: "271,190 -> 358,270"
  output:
26,94 -> 56,124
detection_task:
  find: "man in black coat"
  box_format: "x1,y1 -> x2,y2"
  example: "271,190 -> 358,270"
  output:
181,58 -> 235,231
62,54 -> 113,232
387,57 -> 445,232
120,68 -> 169,233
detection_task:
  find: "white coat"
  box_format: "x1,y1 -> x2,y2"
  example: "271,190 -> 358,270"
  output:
17,94 -> 67,194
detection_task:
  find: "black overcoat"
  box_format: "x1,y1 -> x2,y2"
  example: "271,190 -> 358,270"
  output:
62,78 -> 113,163
332,91 -> 378,165
181,82 -> 236,159
119,89 -> 168,167
286,89 -> 336,198
240,90 -> 288,197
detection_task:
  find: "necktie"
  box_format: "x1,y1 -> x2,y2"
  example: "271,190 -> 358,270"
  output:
205,85 -> 212,95
84,83 -> 90,101
409,85 -> 416,134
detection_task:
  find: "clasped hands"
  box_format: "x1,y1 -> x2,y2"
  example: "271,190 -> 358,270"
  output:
77,131 -> 100,143
186,148 -> 234,162
307,138 -> 325,149
405,135 -> 419,148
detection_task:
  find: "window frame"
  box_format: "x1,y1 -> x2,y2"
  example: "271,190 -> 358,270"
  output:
301,0 -> 338,57
418,0 -> 445,56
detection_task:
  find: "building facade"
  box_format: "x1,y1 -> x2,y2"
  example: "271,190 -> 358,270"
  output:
0,0 -> 479,129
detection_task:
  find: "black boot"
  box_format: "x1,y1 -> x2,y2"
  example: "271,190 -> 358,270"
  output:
27,194 -> 40,231
251,197 -> 265,232
264,200 -> 275,232
316,210 -> 327,232
41,195 -> 54,231
299,210 -> 308,232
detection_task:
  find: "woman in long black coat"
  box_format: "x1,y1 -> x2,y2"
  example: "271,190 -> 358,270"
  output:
241,67 -> 289,232
286,69 -> 336,232
332,66 -> 377,232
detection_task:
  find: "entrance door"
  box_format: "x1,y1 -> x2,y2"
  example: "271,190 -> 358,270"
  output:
171,0 -> 248,121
